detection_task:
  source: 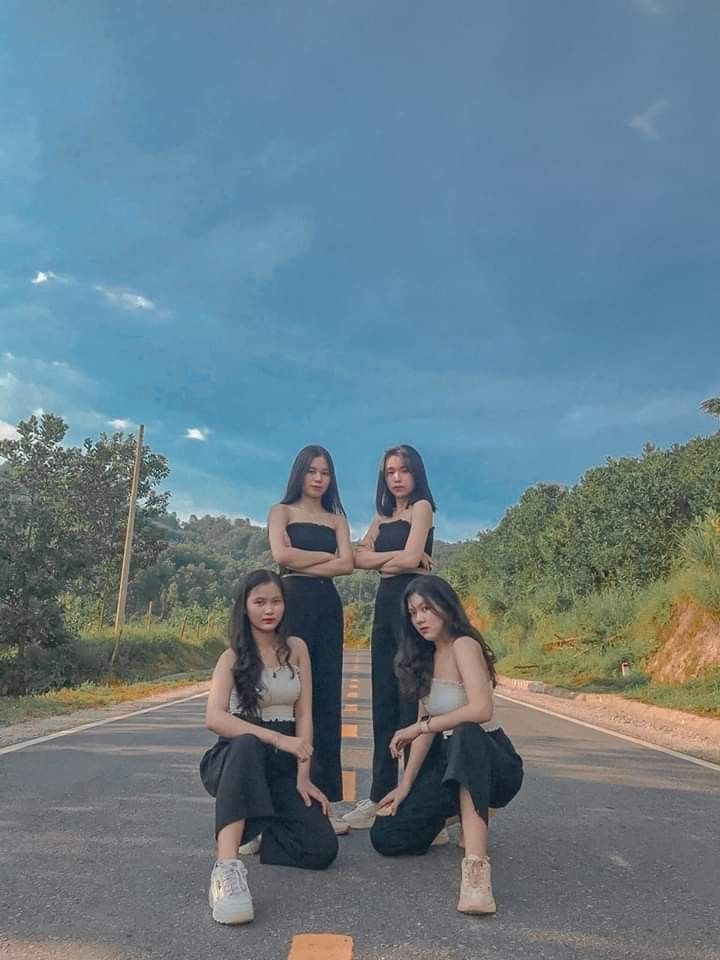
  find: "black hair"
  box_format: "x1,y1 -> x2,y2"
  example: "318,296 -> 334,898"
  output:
376,444 -> 436,517
280,445 -> 346,516
395,574 -> 496,699
230,569 -> 293,716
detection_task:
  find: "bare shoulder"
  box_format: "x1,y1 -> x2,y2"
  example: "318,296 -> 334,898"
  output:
217,647 -> 236,667
453,636 -> 491,678
268,502 -> 289,522
409,499 -> 433,520
287,635 -> 309,659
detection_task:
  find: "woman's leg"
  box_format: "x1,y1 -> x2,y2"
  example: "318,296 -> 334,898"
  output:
311,583 -> 344,802
458,785 -> 488,858
370,581 -> 403,802
260,779 -> 339,869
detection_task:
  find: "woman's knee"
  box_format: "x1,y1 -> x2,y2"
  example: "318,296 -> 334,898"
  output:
225,733 -> 265,765
301,826 -> 338,869
370,820 -> 412,857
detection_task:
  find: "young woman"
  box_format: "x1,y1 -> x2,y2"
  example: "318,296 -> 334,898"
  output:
267,446 -> 353,833
369,575 -> 524,915
200,570 -> 338,925
342,445 -> 435,829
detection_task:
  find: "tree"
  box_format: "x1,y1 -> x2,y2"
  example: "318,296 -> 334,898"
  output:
701,397 -> 720,420
69,431 -> 170,611
0,414 -> 85,665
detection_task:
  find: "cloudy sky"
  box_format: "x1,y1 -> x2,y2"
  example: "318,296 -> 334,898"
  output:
1,0 -> 718,539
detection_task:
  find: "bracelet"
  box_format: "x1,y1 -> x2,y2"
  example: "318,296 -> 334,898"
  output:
271,732 -> 280,749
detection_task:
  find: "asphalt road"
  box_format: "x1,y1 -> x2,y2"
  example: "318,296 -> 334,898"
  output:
1,649 -> 718,960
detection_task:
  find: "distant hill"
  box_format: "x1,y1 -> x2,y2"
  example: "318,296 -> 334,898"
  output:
128,513 -> 464,621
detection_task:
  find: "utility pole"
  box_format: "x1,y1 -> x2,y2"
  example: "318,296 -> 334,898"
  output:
111,424 -> 144,664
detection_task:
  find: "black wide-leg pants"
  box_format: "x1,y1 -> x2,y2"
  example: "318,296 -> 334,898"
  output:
199,720 -> 338,870
370,723 -> 523,857
282,575 -> 344,802
370,574 -> 418,803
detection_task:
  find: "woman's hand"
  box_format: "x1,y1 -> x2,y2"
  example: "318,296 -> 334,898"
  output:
376,784 -> 410,816
296,775 -> 330,815
389,723 -> 422,758
420,552 -> 434,572
275,733 -> 313,764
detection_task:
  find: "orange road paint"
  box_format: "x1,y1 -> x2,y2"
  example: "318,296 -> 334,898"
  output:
342,769 -> 357,801
346,690 -> 358,699
341,724 -> 358,739
288,934 -> 353,960
344,703 -> 358,714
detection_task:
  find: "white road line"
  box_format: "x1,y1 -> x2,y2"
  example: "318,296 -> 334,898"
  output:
496,692 -> 720,773
0,692 -> 208,757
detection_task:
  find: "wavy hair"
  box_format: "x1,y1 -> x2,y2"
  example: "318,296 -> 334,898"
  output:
230,569 -> 293,717
395,575 -> 496,700
376,444 -> 436,517
280,444 -> 346,516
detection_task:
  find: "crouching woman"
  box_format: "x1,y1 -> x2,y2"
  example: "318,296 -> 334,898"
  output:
200,569 -> 338,925
370,575 -> 523,915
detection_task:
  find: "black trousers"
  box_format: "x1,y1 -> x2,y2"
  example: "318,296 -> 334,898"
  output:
282,575 -> 344,801
370,724 -> 523,857
199,720 -> 338,870
370,575 -> 418,802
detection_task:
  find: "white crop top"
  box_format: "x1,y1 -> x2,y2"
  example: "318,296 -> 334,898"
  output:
421,678 -> 499,733
229,665 -> 301,721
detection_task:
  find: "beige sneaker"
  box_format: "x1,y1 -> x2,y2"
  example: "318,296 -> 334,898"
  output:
457,855 -> 496,915
341,798 -> 377,829
209,858 -> 254,925
238,834 -> 262,856
431,827 -> 450,846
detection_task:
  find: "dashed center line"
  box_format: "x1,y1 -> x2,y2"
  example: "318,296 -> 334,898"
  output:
288,933 -> 353,959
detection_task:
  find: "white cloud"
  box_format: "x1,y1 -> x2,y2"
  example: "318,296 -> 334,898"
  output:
31,270 -> 73,286
2,352 -> 15,360
629,99 -> 668,139
94,285 -> 156,311
0,419 -> 20,441
30,270 -> 157,313
185,427 -> 209,441
109,418 -> 132,430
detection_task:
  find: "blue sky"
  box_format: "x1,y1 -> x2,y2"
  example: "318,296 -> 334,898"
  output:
1,0 -> 719,540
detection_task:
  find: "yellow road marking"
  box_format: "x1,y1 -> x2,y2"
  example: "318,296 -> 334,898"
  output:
346,690 -> 358,699
342,769 -> 356,801
344,703 -> 358,714
288,933 -> 353,959
341,724 -> 358,739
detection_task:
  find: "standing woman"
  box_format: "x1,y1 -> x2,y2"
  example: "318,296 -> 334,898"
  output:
342,444 -> 435,829
268,446 -> 353,832
369,575 -> 524,915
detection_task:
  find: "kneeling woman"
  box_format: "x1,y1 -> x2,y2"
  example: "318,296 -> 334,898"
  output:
370,576 -> 523,915
200,570 -> 338,925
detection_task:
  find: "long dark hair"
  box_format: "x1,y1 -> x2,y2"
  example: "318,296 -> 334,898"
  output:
230,569 -> 293,717
376,444 -> 437,517
280,444 -> 346,516
395,575 -> 496,699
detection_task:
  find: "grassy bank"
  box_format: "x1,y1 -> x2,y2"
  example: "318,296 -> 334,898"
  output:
0,670 -> 213,727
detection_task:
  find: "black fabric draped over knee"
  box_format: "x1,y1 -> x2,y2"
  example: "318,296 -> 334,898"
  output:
370,574 -> 418,802
200,720 -> 338,871
371,724 -> 523,857
282,576 -> 344,802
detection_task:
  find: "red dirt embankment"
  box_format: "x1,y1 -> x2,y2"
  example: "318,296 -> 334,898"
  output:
648,599 -> 720,684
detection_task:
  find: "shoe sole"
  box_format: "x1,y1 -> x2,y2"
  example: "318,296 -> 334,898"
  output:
209,889 -> 255,924
457,903 -> 497,915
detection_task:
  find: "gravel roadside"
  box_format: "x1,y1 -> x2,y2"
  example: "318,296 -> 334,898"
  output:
497,676 -> 720,766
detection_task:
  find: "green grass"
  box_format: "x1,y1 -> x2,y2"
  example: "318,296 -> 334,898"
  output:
0,670 -> 212,727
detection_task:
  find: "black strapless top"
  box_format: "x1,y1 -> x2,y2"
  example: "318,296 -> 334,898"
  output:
286,522 -> 338,553
375,519 -> 434,556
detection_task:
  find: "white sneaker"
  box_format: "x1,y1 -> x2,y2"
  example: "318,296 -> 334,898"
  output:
341,798 -> 378,829
238,834 -> 262,856
209,858 -> 254,925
